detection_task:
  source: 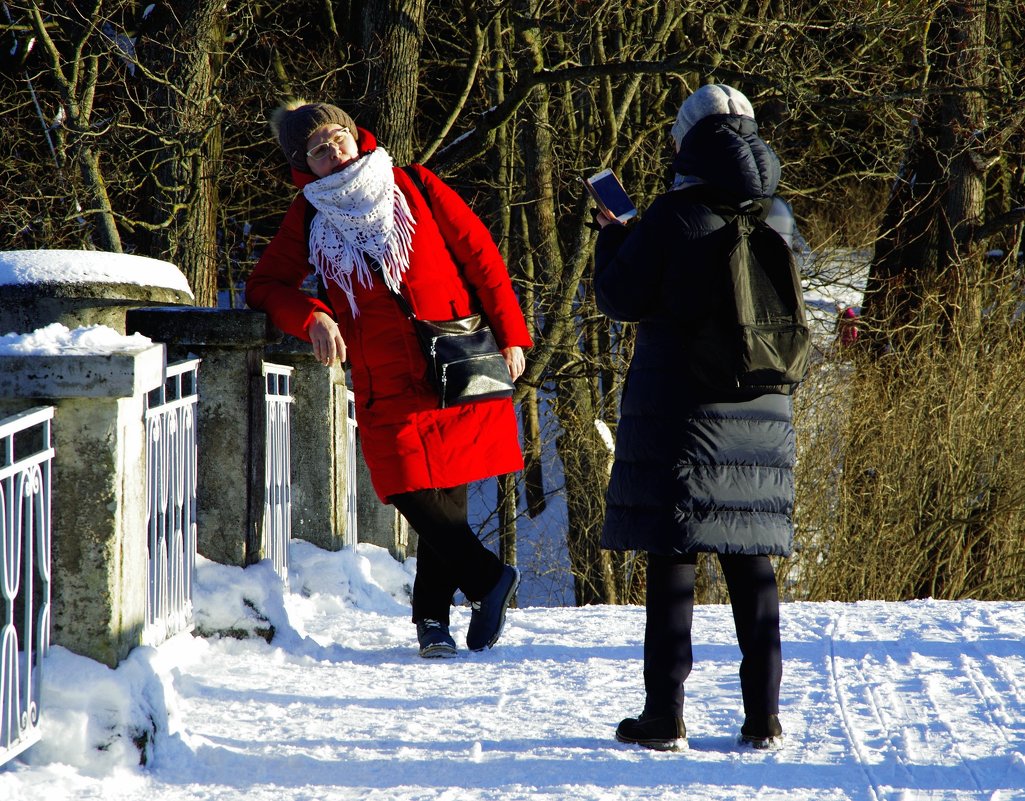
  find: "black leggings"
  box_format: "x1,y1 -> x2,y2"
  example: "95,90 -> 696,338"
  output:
643,552 -> 782,720
390,485 -> 503,625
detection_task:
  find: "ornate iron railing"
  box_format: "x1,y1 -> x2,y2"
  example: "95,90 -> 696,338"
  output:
0,406 -> 54,768
263,363 -> 293,583
345,388 -> 358,548
143,360 -> 200,646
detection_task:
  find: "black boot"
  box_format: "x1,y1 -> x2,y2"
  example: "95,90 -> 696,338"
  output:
739,714 -> 783,749
466,565 -> 519,651
615,711 -> 687,751
416,619 -> 457,658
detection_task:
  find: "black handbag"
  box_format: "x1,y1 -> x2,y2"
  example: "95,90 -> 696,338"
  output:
392,164 -> 516,408
391,290 -> 515,408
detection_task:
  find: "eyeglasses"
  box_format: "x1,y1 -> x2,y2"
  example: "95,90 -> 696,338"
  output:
306,127 -> 351,161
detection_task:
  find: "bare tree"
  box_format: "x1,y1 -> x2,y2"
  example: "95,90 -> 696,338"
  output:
20,2 -> 122,252
136,0 -> 227,306
355,0 -> 426,165
860,0 -> 1010,347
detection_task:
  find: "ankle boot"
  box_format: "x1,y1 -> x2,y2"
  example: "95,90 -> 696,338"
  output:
615,711 -> 687,751
740,714 -> 783,749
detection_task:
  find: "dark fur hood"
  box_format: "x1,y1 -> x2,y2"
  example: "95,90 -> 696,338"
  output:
671,114 -> 780,201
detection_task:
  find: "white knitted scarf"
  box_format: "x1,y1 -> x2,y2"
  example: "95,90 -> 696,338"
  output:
303,147 -> 416,316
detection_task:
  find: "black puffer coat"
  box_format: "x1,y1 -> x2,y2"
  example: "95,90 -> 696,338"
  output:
595,114 -> 795,557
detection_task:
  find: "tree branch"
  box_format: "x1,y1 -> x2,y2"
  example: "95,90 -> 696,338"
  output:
965,207 -> 1025,245
429,53 -> 752,171
416,8 -> 488,164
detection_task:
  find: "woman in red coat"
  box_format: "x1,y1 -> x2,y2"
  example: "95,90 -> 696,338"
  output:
246,100 -> 532,658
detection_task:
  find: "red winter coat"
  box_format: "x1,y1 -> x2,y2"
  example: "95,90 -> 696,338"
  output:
245,129 -> 533,501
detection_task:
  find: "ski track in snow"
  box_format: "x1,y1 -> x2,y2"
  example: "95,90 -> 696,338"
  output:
813,602 -> 1025,801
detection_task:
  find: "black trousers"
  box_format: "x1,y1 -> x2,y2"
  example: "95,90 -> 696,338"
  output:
643,552 -> 782,721
390,485 -> 503,625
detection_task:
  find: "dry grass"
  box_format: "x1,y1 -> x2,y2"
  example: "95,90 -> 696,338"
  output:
785,286 -> 1025,601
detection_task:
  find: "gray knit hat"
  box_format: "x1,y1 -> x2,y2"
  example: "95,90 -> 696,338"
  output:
270,99 -> 357,172
670,84 -> 755,151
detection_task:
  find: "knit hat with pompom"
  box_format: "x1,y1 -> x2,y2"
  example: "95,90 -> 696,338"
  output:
270,99 -> 357,172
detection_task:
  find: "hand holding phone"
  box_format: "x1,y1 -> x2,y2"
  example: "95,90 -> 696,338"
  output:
583,169 -> 637,224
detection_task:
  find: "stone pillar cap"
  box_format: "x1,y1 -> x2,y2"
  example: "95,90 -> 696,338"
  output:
0,249 -> 194,299
0,324 -> 165,398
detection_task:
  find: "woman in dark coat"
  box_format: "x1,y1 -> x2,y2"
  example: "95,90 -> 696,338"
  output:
593,84 -> 795,751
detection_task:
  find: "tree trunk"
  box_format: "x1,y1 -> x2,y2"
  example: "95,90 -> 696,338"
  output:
359,0 -> 426,165
936,0 -> 987,333
26,10 -> 121,252
854,1 -> 996,602
513,0 -> 617,606
142,0 -> 225,307
78,144 -> 122,253
861,0 -> 989,346
497,472 -> 518,573
489,33 -> 521,570
553,386 -> 619,606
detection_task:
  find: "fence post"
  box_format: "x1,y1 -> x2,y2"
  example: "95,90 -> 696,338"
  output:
0,251 -> 192,335
261,363 -> 293,583
264,336 -> 354,551
142,360 -> 200,646
0,345 -> 164,667
125,308 -> 283,567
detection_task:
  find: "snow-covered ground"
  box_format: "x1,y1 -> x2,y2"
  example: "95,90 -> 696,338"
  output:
3,540 -> 1023,801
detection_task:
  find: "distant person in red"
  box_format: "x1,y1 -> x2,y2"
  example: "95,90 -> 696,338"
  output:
836,306 -> 860,349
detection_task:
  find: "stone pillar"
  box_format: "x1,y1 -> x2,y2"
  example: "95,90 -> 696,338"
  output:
265,335 -> 353,551
125,308 -> 281,567
354,435 -> 414,561
0,345 -> 165,668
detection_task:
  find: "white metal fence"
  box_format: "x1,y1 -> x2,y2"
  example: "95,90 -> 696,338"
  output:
345,388 -> 358,548
0,406 -> 54,768
143,360 -> 200,647
263,363 -> 293,583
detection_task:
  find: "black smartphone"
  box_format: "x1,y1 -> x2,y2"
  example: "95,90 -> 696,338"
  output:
583,169 -> 637,223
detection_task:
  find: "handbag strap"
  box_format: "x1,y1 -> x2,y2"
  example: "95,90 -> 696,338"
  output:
402,165 -> 433,214
385,166 -> 434,320
391,164 -> 479,322
390,285 -> 417,320
401,164 -> 467,278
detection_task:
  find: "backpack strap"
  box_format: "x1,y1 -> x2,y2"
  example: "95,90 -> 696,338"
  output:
388,165 -> 433,319
675,184 -> 772,222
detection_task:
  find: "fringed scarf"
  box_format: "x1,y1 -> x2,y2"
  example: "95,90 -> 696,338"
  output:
303,147 -> 416,316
